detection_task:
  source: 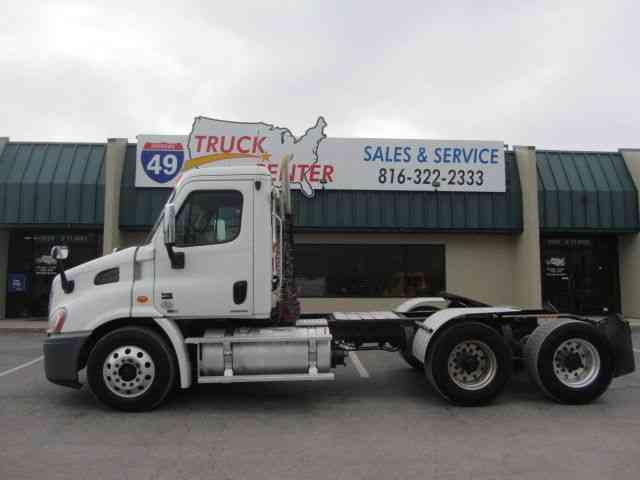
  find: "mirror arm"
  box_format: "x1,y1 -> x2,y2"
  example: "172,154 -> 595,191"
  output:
165,243 -> 185,269
162,203 -> 183,269
57,259 -> 75,294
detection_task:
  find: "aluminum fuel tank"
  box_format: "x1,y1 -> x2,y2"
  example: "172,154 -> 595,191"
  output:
200,323 -> 332,376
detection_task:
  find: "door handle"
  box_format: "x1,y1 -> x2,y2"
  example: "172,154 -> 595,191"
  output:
233,281 -> 248,305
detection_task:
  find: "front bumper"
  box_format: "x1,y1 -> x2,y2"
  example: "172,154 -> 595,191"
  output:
43,332 -> 90,389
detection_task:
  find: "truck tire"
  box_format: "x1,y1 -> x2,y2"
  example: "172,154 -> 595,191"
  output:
87,326 -> 177,412
399,349 -> 423,370
425,322 -> 511,406
524,320 -> 613,404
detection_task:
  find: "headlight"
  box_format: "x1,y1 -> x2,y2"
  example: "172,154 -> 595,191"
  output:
49,307 -> 67,334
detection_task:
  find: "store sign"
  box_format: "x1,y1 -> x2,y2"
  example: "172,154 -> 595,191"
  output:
34,254 -> 57,276
319,138 -> 505,193
135,117 -> 505,193
545,256 -> 567,278
24,234 -> 91,244
135,135 -> 187,188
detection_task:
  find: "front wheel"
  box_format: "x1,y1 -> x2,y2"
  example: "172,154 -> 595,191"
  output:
87,326 -> 177,411
425,322 -> 512,406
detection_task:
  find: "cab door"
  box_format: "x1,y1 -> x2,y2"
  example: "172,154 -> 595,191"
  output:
154,180 -> 253,318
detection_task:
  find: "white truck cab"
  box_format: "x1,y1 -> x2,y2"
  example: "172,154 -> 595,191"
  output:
50,165 -> 273,332
44,164 -> 635,411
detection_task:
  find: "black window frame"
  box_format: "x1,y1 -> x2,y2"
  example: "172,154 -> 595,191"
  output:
146,190 -> 176,245
294,243 -> 446,298
174,190 -> 244,248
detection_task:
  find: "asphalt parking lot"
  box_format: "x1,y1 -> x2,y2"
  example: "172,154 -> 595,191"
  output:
1,331 -> 640,480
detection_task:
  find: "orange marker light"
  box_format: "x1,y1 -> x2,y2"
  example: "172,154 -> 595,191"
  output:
137,295 -> 149,304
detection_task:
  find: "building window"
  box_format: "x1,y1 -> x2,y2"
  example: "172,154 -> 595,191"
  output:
175,190 -> 243,246
295,244 -> 445,297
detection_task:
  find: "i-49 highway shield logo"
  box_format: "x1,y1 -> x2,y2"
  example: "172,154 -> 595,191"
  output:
140,141 -> 185,184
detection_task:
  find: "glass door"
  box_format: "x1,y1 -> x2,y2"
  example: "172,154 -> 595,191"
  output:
6,230 -> 102,317
542,237 -> 620,315
542,244 -> 571,312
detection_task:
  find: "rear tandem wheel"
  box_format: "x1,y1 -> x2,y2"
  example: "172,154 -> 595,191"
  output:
425,322 -> 512,406
524,319 -> 614,404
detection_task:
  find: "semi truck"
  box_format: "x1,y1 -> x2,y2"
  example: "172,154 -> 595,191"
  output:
43,159 -> 635,411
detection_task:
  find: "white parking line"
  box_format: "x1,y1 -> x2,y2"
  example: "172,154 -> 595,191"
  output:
348,352 -> 370,378
0,356 -> 43,378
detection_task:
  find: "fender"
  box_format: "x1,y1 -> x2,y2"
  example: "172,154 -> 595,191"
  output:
394,297 -> 448,313
411,307 -> 518,365
154,317 -> 192,389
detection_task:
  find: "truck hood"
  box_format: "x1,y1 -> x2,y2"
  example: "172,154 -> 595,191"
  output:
65,247 -> 137,278
49,247 -> 138,329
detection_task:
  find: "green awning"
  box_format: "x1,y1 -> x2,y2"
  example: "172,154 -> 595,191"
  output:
0,142 -> 105,225
537,151 -> 640,233
8,142 -> 636,234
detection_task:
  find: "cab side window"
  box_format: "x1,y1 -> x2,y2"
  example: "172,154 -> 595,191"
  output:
175,190 -> 243,246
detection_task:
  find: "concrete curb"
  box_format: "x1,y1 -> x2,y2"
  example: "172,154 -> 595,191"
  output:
0,320 -> 48,334
0,327 -> 47,334
0,328 -> 47,334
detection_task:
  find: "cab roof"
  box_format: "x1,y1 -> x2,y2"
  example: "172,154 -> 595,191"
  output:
180,164 -> 272,181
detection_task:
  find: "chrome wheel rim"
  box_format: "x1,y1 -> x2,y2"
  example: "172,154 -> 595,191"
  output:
102,345 -> 156,398
553,338 -> 601,388
447,340 -> 497,391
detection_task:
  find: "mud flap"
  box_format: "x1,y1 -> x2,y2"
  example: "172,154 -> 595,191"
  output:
597,314 -> 635,377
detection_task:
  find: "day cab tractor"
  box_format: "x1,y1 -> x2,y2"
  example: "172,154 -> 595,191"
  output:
43,160 -> 635,411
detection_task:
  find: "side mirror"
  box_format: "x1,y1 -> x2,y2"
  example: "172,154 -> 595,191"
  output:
162,203 -> 184,269
163,203 -> 176,246
50,245 -> 69,260
50,245 -> 74,294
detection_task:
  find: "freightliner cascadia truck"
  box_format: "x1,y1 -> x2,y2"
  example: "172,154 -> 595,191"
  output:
43,156 -> 635,411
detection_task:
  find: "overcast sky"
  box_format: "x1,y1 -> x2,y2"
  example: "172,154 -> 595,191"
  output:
1,0 -> 638,150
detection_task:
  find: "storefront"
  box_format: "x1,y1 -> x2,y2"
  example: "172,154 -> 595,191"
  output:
0,140 -> 106,318
535,149 -> 640,315
541,236 -> 620,314
5,230 -> 102,317
1,135 -> 640,319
